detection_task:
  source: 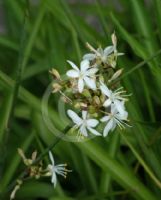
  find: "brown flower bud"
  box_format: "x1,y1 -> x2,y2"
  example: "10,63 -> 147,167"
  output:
52,83 -> 62,93
108,69 -> 123,82
100,94 -> 106,104
49,69 -> 61,80
74,102 -> 87,109
93,96 -> 100,105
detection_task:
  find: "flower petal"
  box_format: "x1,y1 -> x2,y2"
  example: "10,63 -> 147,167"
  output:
112,100 -> 127,119
84,77 -> 96,90
116,110 -> 128,121
114,100 -> 125,114
100,115 -> 110,122
86,68 -> 98,76
87,119 -> 99,127
111,104 -> 118,115
82,110 -> 87,120
51,172 -> 57,187
78,78 -> 84,93
49,151 -> 55,165
103,119 -> 114,137
80,60 -> 90,72
97,47 -> 103,55
117,52 -> 124,56
103,99 -> 112,107
83,53 -> 96,60
100,82 -> 111,97
104,46 -> 114,56
67,60 -> 79,71
66,70 -> 79,78
111,121 -> 116,131
87,127 -> 101,136
80,125 -> 88,137
67,109 -> 82,125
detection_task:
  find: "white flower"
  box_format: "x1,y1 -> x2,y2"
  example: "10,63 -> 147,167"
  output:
47,151 -> 70,187
67,109 -> 101,138
101,104 -> 129,137
66,60 -> 98,93
83,45 -> 115,64
100,81 -> 128,111
83,33 -> 124,68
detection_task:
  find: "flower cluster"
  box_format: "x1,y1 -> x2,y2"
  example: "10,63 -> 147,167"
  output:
50,33 -> 130,138
18,149 -> 70,187
10,149 -> 70,199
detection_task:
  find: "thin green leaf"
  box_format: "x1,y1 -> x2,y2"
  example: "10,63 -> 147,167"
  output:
77,140 -> 157,200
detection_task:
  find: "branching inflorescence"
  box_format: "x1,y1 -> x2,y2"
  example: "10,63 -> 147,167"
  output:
11,33 -> 131,199
50,33 -> 131,138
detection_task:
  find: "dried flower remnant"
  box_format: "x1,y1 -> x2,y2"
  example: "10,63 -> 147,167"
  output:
49,68 -> 61,80
50,33 -> 131,138
10,149 -> 42,200
18,148 -> 43,179
10,179 -> 22,200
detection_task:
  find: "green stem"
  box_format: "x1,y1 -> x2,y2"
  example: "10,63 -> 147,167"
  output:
138,70 -> 155,122
110,48 -> 161,86
33,125 -> 71,164
4,2 -> 29,142
121,49 -> 161,79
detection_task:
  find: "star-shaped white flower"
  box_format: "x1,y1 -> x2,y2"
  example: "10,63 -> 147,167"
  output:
83,33 -> 124,68
67,109 -> 101,137
83,45 -> 115,64
100,81 -> 128,111
47,151 -> 71,187
66,60 -> 98,93
101,104 -> 129,137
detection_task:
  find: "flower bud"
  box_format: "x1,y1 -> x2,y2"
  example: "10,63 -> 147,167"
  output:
100,94 -> 105,104
99,75 -> 104,83
88,105 -> 96,114
107,54 -> 116,68
52,83 -> 62,93
10,179 -> 23,200
111,32 -> 117,47
108,69 -> 123,82
93,96 -> 100,105
86,42 -> 97,54
49,69 -> 61,80
82,89 -> 91,98
74,102 -> 87,109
